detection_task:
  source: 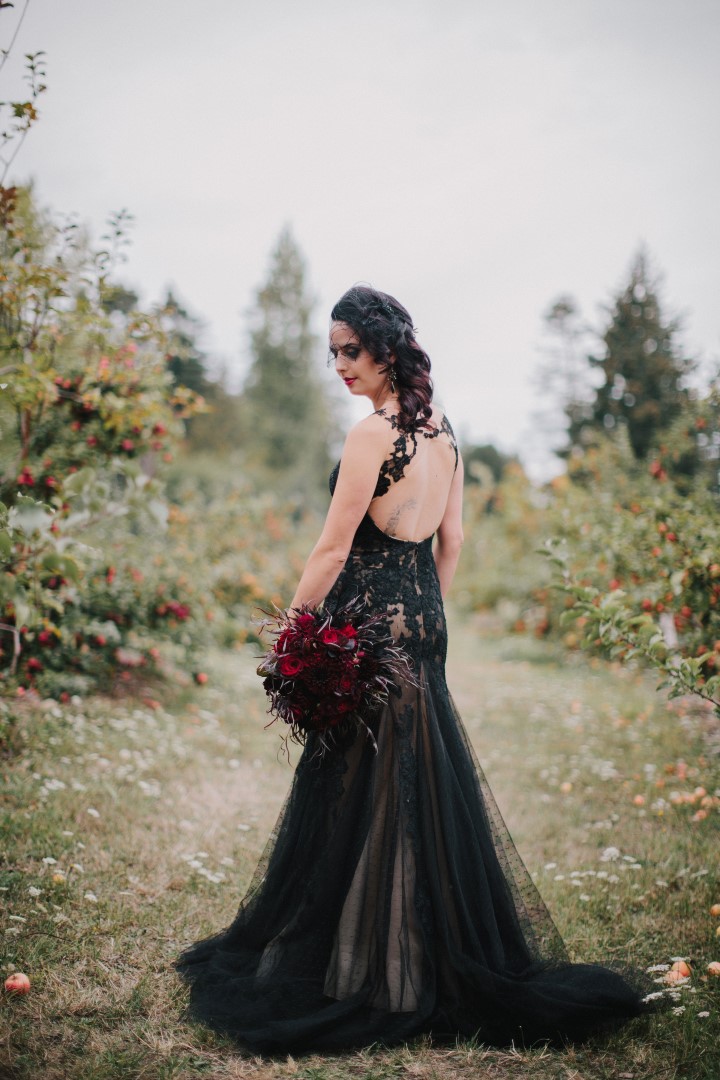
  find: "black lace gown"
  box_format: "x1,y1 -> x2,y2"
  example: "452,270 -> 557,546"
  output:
174,412 -> 664,1054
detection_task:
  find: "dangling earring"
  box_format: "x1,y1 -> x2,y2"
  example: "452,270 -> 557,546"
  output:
388,366 -> 398,392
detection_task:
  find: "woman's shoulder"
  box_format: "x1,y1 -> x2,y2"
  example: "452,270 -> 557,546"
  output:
419,405 -> 456,441
341,412 -> 397,462
426,404 -> 451,428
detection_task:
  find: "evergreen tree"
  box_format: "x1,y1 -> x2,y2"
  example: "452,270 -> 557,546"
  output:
241,227 -> 334,494
533,295 -> 597,461
463,442 -> 519,484
160,289 -> 242,453
586,250 -> 696,459
161,289 -> 215,398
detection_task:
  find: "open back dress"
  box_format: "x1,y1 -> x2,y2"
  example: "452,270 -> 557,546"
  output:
174,408 -> 663,1053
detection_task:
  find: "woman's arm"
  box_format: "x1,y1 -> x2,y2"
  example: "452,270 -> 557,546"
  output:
434,453 -> 464,598
289,419 -> 387,611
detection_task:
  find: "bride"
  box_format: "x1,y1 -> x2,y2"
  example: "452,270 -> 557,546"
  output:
174,285 -> 663,1053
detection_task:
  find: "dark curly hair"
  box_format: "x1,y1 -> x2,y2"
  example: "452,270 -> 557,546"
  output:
330,285 -> 434,432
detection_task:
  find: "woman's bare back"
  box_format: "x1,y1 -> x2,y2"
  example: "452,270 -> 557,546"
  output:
366,405 -> 459,543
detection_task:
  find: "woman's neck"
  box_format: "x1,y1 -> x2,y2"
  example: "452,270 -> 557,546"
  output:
369,390 -> 399,412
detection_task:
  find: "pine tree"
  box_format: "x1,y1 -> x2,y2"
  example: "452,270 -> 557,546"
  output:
161,289 -> 215,398
241,227 -> 334,493
161,289 -> 241,453
587,250 -> 696,459
534,295 -> 597,461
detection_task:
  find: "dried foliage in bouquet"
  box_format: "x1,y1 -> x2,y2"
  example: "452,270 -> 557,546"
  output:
256,596 -> 418,756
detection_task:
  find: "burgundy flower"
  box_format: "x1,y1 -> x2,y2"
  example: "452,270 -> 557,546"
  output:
279,654 -> 304,677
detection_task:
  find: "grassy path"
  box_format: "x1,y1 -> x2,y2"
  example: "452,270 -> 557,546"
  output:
1,615 -> 719,1079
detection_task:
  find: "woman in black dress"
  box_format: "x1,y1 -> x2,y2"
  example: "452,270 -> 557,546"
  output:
174,285 -> 663,1053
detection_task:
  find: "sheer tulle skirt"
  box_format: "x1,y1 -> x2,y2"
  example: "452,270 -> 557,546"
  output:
174,660 -> 663,1054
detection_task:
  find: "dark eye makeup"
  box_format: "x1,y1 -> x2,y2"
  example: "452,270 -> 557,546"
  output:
328,344 -> 360,361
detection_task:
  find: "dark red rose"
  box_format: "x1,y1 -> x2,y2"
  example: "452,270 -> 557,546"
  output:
338,673 -> 357,693
339,623 -> 357,638
320,627 -> 342,646
279,654 -> 304,677
295,613 -> 316,631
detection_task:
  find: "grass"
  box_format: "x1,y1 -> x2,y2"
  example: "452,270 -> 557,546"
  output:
1,612 -> 719,1079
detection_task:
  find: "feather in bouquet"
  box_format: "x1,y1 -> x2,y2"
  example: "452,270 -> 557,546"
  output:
256,596 -> 418,756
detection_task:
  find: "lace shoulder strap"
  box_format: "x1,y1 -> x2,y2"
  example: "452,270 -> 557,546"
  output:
372,408 -> 418,497
421,413 -> 458,472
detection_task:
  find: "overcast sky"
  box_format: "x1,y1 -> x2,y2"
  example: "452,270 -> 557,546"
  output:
5,0 -> 720,479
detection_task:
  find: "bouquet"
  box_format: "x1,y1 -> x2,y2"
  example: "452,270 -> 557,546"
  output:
256,596 -> 418,755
